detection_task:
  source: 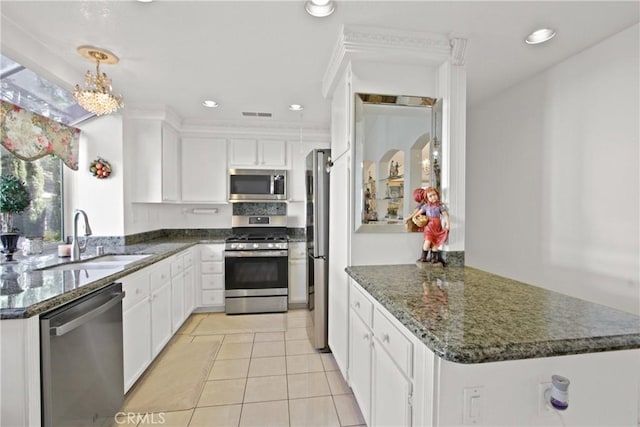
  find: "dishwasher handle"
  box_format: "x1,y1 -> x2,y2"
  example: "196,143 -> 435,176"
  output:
50,291 -> 125,336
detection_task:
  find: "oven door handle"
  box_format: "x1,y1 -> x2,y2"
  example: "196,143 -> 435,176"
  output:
225,250 -> 288,258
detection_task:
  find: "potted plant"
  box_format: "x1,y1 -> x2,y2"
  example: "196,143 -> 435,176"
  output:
0,175 -> 31,261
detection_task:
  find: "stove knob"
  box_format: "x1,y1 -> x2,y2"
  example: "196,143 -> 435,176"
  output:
230,243 -> 237,249
253,243 -> 259,249
268,243 -> 274,248
238,243 -> 245,249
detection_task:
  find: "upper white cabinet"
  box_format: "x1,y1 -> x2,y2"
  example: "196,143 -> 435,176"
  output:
181,138 -> 228,203
229,139 -> 288,169
128,119 -> 180,203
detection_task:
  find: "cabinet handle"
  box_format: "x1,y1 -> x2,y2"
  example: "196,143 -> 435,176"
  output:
135,288 -> 141,295
382,333 -> 390,343
363,333 -> 369,340
355,301 -> 361,308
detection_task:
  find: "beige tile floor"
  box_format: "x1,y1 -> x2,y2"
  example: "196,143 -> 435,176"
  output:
119,310 -> 366,427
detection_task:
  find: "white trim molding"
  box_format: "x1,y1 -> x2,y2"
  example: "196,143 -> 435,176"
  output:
323,25 -> 452,99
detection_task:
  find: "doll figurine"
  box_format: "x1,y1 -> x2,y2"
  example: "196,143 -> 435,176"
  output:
415,187 -> 449,264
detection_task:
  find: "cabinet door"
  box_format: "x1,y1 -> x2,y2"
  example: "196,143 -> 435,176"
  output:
349,310 -> 372,426
161,122 -> 180,202
372,341 -> 412,427
151,281 -> 172,358
229,139 -> 258,166
184,266 -> 195,316
129,119 -> 163,202
181,138 -> 228,202
288,258 -> 307,304
171,274 -> 185,333
123,298 -> 151,393
260,140 -> 287,167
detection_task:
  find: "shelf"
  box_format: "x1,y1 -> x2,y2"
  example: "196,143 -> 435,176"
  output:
380,175 -> 404,182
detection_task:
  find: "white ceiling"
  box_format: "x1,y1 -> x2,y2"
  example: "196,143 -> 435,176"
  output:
1,1 -> 638,129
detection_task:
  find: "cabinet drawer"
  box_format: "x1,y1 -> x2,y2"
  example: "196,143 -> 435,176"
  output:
121,271 -> 149,311
183,251 -> 194,269
201,261 -> 223,274
200,245 -> 223,262
350,284 -> 373,327
170,257 -> 183,277
150,262 -> 171,288
202,290 -> 225,306
373,308 -> 413,378
201,274 -> 224,290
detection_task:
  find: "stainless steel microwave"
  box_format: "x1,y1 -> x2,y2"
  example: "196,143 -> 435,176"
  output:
228,169 -> 287,201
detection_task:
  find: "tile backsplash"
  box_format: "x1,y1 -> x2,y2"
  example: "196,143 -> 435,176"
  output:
232,202 -> 287,216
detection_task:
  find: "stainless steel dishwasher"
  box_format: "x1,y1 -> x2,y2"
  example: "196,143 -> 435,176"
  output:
40,282 -> 125,427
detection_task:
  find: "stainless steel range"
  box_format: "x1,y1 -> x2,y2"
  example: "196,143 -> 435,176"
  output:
225,215 -> 289,314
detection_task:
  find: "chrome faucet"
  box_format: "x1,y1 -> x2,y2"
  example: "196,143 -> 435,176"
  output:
71,209 -> 93,261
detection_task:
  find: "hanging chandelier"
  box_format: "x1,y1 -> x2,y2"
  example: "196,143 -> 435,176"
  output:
73,46 -> 123,115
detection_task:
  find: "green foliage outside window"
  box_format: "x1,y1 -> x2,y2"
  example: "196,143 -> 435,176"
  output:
0,150 -> 63,241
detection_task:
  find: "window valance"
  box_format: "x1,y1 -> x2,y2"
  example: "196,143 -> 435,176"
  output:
0,100 -> 80,170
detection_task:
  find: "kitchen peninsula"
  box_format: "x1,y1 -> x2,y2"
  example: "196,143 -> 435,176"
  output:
345,264 -> 640,426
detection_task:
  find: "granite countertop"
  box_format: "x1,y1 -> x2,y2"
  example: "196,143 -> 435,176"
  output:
0,237 -> 226,319
346,264 -> 640,364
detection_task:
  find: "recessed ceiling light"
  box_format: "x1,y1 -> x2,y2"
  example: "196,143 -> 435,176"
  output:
202,100 -> 219,108
289,104 -> 304,111
305,0 -> 335,17
525,28 -> 557,45
137,0 -> 153,3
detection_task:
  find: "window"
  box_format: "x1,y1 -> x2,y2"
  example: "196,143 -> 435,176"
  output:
0,54 -> 94,126
0,151 -> 63,242
0,53 -> 76,243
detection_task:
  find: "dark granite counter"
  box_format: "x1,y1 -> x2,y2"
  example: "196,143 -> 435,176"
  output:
0,237 -> 226,319
346,264 -> 640,364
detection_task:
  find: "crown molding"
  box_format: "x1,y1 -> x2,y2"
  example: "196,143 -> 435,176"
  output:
124,105 -> 330,141
180,119 -> 330,141
123,105 -> 182,130
450,37 -> 468,66
322,25 -> 453,98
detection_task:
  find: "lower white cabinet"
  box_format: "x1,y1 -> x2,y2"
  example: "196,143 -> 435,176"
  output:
348,279 -> 416,427
149,261 -> 172,358
348,306 -> 372,425
198,244 -> 225,311
122,259 -> 173,392
372,337 -> 413,426
122,269 -> 152,392
288,241 -> 307,305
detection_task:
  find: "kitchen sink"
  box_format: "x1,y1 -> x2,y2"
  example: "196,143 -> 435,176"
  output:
40,254 -> 151,271
91,254 -> 151,263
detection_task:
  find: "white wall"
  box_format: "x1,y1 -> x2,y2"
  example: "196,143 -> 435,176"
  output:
466,24 -> 639,314
68,114 -> 126,237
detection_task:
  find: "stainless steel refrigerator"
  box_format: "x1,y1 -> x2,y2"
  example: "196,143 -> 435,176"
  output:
306,148 -> 330,350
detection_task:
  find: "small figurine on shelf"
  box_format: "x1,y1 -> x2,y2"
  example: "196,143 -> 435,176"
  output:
394,161 -> 400,177
412,187 -> 449,265
389,161 -> 395,178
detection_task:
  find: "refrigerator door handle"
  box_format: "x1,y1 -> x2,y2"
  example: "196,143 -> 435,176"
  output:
314,150 -> 329,258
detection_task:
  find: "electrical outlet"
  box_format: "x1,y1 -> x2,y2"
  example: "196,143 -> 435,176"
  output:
538,382 -> 552,416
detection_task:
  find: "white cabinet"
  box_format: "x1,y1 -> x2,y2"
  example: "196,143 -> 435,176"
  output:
288,241 -> 307,305
198,244 -> 225,311
183,251 -> 195,316
348,302 -> 373,425
150,261 -> 172,358
348,279 -> 415,427
128,119 -> 180,202
122,269 -> 152,392
122,250 -> 197,393
229,139 -> 287,168
371,307 -> 413,427
181,138 -> 228,202
170,255 -> 185,333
